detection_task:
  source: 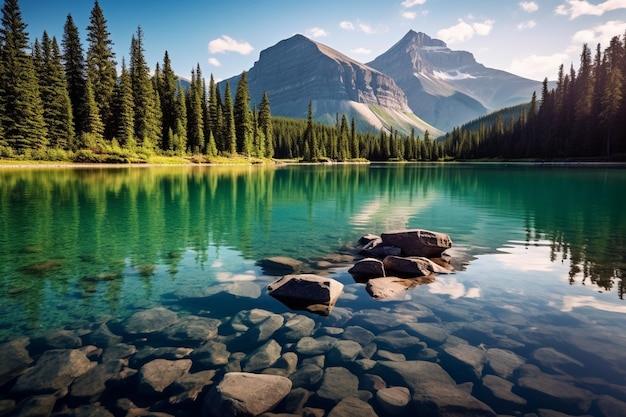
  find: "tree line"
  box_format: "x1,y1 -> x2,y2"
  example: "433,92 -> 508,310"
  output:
445,33 -> 626,160
0,0 -> 447,163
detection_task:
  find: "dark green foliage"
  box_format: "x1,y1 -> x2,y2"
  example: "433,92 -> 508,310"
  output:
129,26 -> 161,150
62,14 -> 90,140
222,81 -> 237,154
156,51 -> 177,150
186,65 -> 204,153
234,71 -> 253,156
0,0 -> 48,152
446,36 -> 626,159
258,91 -> 274,158
111,58 -> 134,147
36,32 -> 74,149
86,0 -> 117,140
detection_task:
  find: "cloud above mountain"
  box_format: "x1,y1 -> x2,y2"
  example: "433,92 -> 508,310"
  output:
208,35 -> 254,55
437,18 -> 495,44
556,0 -> 626,19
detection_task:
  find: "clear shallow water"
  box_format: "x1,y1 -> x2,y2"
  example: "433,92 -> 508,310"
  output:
1,163 -> 626,409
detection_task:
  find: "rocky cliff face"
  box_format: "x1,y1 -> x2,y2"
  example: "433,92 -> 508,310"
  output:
368,30 -> 543,132
219,34 -> 441,137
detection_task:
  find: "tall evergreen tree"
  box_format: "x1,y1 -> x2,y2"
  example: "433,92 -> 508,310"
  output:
0,0 -> 48,152
157,51 -> 177,150
338,114 -> 349,160
303,101 -> 320,161
111,58 -> 134,148
86,0 -> 116,140
129,26 -> 161,150
222,81 -> 237,154
599,36 -> 624,156
186,66 -> 204,153
37,32 -> 74,149
258,91 -> 273,158
234,71 -> 253,156
208,74 -> 222,151
62,13 -> 90,141
172,80 -> 187,154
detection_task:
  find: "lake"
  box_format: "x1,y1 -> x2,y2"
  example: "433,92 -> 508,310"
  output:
1,163 -> 625,415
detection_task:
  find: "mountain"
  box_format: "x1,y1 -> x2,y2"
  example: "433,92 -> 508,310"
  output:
219,34 -> 443,137
368,30 -> 544,133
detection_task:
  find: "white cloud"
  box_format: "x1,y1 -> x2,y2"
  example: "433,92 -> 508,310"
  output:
572,19 -> 626,45
437,18 -> 494,43
520,1 -> 539,12
207,57 -> 221,67
508,52 -> 569,80
359,23 -> 376,34
518,20 -> 537,30
556,0 -> 626,19
307,27 -> 328,38
340,21 -> 354,30
401,0 -> 427,7
208,35 -> 254,55
403,11 -> 417,19
350,47 -> 372,55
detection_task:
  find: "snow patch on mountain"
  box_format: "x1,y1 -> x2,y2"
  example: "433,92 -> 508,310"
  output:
433,70 -> 476,81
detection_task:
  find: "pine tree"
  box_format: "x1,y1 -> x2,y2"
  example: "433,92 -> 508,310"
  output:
350,117 -> 358,159
62,14 -> 89,141
129,27 -> 161,150
172,80 -> 187,154
186,66 -> 204,153
37,32 -> 74,149
157,51 -> 177,150
258,91 -> 273,158
0,0 -> 48,152
234,71 -> 253,156
86,0 -> 116,140
338,114 -> 349,160
222,81 -> 237,154
208,74 -> 222,151
599,36 -> 624,156
303,101 -> 320,161
111,58 -> 134,148
83,75 -> 104,143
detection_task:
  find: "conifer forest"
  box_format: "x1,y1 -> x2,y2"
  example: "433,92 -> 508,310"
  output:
1,0 -> 625,163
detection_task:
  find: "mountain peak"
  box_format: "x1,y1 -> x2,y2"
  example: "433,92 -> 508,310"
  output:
400,30 -> 447,48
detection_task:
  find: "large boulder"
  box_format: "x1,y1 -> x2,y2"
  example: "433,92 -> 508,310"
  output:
0,338 -> 33,387
381,229 -> 452,257
202,372 -> 292,417
366,276 -> 433,299
348,258 -> 385,281
383,256 -> 450,277
267,274 -> 343,315
257,256 -> 303,275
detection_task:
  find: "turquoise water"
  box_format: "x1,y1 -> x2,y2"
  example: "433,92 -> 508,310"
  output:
1,163 -> 625,393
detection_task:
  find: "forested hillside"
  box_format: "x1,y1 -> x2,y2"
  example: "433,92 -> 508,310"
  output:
0,0 -> 446,163
444,35 -> 626,160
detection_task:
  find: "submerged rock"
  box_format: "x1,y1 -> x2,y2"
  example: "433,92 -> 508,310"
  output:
366,276 -> 433,299
137,358 -> 192,396
267,274 -> 343,316
0,338 -> 33,387
315,367 -> 359,405
122,307 -> 178,336
202,372 -> 292,417
257,256 -> 303,275
380,229 -> 452,257
327,397 -> 378,417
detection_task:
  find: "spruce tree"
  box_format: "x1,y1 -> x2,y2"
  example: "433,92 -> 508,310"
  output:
222,81 -> 237,154
234,71 -> 253,156
258,91 -> 273,158
38,32 -> 74,149
350,117 -> 358,159
173,80 -> 187,154
62,14 -> 89,141
303,101 -> 319,161
111,58 -> 134,148
186,66 -> 204,153
0,0 -> 48,152
129,27 -> 161,150
208,74 -> 222,151
338,114 -> 349,161
86,0 -> 117,140
157,51 -> 177,150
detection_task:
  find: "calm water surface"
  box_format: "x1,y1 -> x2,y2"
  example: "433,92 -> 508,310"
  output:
1,163 -> 625,406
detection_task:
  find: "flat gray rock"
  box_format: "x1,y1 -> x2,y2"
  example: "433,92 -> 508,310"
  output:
376,330 -> 423,352
295,336 -> 337,356
137,359 -> 192,396
480,374 -> 527,414
532,347 -> 584,376
402,322 -> 448,346
381,229 -> 452,257
69,359 -> 125,402
241,339 -> 282,372
440,342 -> 487,382
2,395 -> 56,417
341,326 -> 375,345
0,338 -> 32,386
12,349 -> 93,397
158,316 -> 221,347
376,386 -> 411,415
327,340 -> 362,365
30,329 -> 82,353
327,397 -> 378,417
203,372 -> 292,417
517,373 -> 594,414
486,348 -> 525,379
289,364 -> 324,388
122,307 -> 178,336
191,341 -> 230,369
372,361 -> 496,417
257,256 -> 303,275
87,323 -> 123,348
278,314 -> 316,341
316,367 -> 359,405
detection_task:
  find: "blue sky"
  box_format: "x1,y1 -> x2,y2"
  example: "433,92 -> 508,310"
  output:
17,0 -> 626,82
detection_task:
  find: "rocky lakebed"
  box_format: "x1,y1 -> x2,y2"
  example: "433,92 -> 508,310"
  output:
1,229 -> 625,417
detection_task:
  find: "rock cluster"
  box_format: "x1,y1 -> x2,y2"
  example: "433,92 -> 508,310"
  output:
2,292 -> 622,417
